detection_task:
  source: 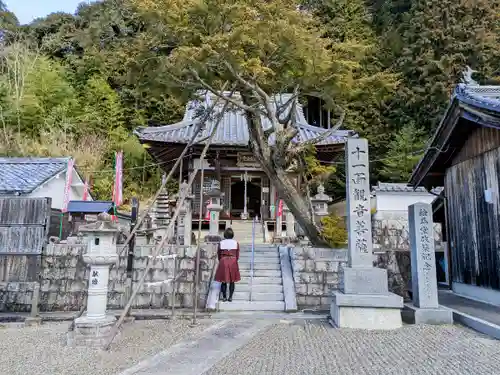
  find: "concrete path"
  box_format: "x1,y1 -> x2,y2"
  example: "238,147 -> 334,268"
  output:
118,317 -> 500,375
116,319 -> 273,375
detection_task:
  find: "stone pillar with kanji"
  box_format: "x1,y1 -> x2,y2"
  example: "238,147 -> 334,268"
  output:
205,179 -> 222,242
330,138 -> 403,330
68,212 -> 119,347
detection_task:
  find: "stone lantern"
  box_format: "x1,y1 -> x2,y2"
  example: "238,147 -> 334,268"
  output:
68,212 -> 119,347
282,202 -> 296,241
205,179 -> 222,242
311,184 -> 332,222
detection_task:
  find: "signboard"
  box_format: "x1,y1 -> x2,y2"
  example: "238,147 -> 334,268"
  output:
262,187 -> 269,193
237,152 -> 259,168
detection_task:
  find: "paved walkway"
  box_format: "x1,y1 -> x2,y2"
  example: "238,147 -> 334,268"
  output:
438,290 -> 500,326
118,318 -> 500,375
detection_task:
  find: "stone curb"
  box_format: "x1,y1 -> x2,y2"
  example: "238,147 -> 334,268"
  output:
443,306 -> 500,340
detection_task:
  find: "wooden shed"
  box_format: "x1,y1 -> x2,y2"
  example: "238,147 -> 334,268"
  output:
409,82 -> 500,306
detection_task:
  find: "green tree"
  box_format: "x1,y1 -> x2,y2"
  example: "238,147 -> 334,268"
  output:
131,0 -> 395,246
379,124 -> 426,182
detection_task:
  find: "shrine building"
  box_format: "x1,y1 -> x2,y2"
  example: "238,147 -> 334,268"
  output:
134,92 -> 354,223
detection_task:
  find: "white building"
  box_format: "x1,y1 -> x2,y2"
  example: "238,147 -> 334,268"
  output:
0,157 -> 91,210
372,182 -> 440,221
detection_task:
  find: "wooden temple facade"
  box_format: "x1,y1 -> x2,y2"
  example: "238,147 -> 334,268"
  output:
410,80 -> 500,305
134,92 -> 354,221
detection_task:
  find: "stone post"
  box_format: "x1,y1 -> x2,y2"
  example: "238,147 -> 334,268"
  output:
177,180 -> 194,246
403,203 -> 452,324
205,179 -> 222,242
241,171 -> 249,220
330,138 -> 403,330
68,212 -> 119,347
311,184 -> 332,224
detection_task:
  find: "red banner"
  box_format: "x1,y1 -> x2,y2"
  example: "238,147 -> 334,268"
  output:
62,158 -> 74,213
112,151 -> 123,207
277,199 -> 283,218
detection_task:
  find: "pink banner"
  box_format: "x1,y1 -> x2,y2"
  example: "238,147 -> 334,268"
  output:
204,200 -> 210,220
112,151 -> 123,207
277,199 -> 283,218
82,178 -> 89,201
62,158 -> 74,213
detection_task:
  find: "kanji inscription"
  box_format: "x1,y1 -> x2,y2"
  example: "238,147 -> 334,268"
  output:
346,138 -> 373,267
409,202 -> 439,309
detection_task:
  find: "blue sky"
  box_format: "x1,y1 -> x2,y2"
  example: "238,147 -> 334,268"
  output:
6,0 -> 86,25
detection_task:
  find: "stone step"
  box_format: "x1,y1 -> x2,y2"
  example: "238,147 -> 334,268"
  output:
240,276 -> 282,285
240,269 -> 282,277
239,250 -> 278,256
236,284 -> 283,293
239,263 -> 281,271
238,256 -> 279,263
218,300 -> 285,311
232,291 -> 284,301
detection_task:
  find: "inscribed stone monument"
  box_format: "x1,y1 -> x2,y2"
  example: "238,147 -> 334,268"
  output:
403,202 -> 453,324
330,138 -> 403,329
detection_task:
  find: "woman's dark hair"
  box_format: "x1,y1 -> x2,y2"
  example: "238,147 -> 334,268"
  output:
223,227 -> 234,239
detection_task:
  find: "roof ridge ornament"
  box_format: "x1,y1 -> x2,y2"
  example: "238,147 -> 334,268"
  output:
462,66 -> 479,86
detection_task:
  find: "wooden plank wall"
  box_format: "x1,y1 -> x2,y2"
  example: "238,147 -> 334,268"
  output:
0,198 -> 51,254
446,143 -> 500,290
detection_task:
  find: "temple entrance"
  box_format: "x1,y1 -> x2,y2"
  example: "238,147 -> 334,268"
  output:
230,177 -> 262,219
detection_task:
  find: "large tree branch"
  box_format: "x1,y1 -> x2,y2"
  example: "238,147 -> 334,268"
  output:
222,60 -> 280,133
189,69 -> 258,113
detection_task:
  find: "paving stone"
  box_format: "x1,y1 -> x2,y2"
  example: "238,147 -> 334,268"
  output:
203,321 -> 500,375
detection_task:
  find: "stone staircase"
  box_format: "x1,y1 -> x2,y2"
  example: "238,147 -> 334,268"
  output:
228,220 -> 265,244
217,244 -> 285,311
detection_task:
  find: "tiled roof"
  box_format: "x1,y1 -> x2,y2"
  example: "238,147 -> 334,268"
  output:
135,92 -> 355,146
372,182 -> 443,195
67,201 -> 114,213
453,84 -> 500,112
0,157 -> 70,195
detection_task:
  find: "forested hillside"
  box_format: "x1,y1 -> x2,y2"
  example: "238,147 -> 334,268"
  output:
1,0 -> 498,204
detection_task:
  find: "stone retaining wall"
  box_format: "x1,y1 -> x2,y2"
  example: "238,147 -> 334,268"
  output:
0,242 -> 217,312
290,246 -> 411,311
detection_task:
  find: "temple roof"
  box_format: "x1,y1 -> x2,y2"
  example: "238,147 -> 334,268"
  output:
134,92 -> 355,147
409,82 -> 500,188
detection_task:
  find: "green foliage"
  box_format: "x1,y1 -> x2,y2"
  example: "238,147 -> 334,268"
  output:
2,0 -> 500,210
379,124 -> 426,182
320,213 -> 348,248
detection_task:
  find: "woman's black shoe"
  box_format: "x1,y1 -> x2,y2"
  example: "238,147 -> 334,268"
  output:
227,297 -> 232,302
222,297 -> 228,302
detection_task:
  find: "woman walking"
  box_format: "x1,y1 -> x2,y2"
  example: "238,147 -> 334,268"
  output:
214,228 -> 241,302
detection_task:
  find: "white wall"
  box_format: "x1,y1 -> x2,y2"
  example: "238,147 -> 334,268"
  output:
375,192 -> 436,217
28,169 -> 90,210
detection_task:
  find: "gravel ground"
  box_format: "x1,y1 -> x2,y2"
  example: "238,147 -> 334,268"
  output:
203,320 -> 500,375
0,319 -> 214,375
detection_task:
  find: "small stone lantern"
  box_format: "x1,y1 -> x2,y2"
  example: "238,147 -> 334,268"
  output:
311,184 -> 332,222
68,212 -> 119,347
205,179 -> 222,242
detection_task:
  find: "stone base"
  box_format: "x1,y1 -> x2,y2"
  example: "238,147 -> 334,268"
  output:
341,267 -> 389,294
67,315 -> 117,347
330,291 -> 403,330
402,303 -> 453,325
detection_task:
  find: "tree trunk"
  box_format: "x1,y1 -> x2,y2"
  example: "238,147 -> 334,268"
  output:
240,92 -> 330,247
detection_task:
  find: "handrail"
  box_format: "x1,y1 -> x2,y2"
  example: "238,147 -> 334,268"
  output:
249,216 -> 256,302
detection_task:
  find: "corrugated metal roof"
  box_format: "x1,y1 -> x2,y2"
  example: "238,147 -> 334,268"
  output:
135,92 -> 354,146
67,201 -> 114,213
372,182 -> 443,195
0,157 -> 70,195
